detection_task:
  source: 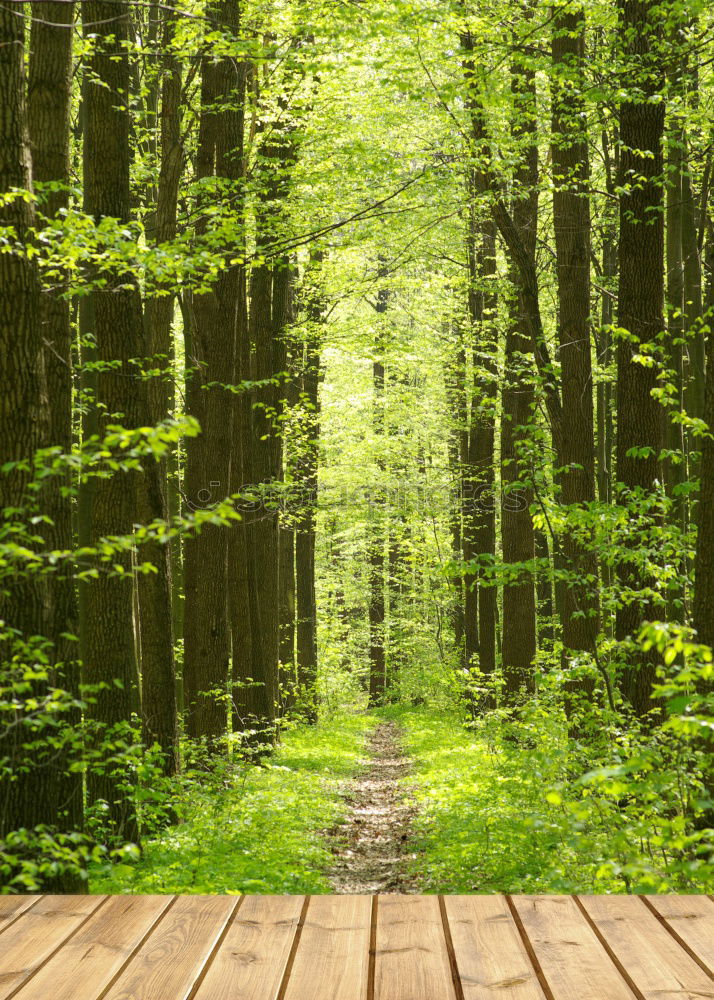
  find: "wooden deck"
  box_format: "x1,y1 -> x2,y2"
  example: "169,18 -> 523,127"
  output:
0,895 -> 712,999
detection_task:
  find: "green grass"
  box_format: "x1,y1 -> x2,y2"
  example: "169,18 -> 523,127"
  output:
90,713 -> 374,894
386,705 -> 631,894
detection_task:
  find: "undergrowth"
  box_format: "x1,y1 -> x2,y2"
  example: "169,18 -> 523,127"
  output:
90,713 -> 374,894
386,704 -> 713,895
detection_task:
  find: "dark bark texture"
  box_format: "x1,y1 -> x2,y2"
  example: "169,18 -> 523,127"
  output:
615,0 -> 666,719
81,1 -> 142,843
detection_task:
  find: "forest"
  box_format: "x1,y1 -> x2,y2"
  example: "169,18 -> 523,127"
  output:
0,0 -> 713,898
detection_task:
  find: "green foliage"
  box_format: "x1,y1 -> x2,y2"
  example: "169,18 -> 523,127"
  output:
390,702 -> 713,894
90,714 -> 374,895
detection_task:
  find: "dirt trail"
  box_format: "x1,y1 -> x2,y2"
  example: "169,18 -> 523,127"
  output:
329,719 -> 419,894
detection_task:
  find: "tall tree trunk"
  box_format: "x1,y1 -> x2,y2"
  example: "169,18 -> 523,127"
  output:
246,246 -> 279,735
446,423 -> 465,654
136,5 -> 182,772
225,60 -> 251,738
183,8 -> 242,745
500,47 -> 539,702
535,529 -> 555,648
273,257 -> 296,714
664,97 -> 687,623
294,264 -> 324,719
596,127 -> 618,609
27,0 -> 85,864
615,0 -> 666,719
81,1 -> 141,844
368,283 -> 390,706
694,223 -> 714,647
444,328 -> 467,667
0,0 -> 57,851
552,7 -> 599,674
278,523 -> 296,706
471,221 -> 499,681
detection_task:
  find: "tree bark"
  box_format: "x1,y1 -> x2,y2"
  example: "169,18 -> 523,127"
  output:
551,7 -> 599,673
614,0 -> 666,719
27,0 -> 85,864
368,282 -> 390,706
183,19 -> 242,745
294,262 -> 324,719
693,223 -> 714,648
500,48 -> 539,701
0,0 -> 56,848
136,5 -> 182,772
471,221 -> 499,681
81,1 -> 142,844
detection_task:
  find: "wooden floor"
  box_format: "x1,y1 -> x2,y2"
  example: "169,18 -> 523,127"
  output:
0,894 -> 712,999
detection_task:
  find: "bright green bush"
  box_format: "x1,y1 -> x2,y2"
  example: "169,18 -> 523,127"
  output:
90,713 -> 374,894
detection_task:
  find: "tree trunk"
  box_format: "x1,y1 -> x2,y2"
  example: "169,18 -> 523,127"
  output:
501,308 -> 537,700
278,524 -> 296,707
0,1 -> 57,849
471,220 -> 499,681
368,355 -> 387,705
27,0 -> 85,867
294,266 -> 323,719
444,329 -> 467,666
368,283 -> 390,706
246,252 -> 279,734
694,224 -> 714,648
183,14 -> 242,745
552,7 -> 599,673
135,5 -> 182,773
444,323 -> 464,667
664,103 -> 687,623
615,0 -> 666,720
596,127 -> 618,608
81,1 -> 142,844
500,48 -> 539,702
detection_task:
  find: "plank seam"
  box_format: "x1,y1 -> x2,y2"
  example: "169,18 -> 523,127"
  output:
638,896 -> 714,980
504,895 -> 557,1000
0,897 -> 43,939
4,895 -> 110,1000
185,896 -> 245,1000
572,896 -> 646,1000
437,896 -> 465,1000
92,895 -> 179,1000
275,894 -> 310,1000
367,894 -> 377,1000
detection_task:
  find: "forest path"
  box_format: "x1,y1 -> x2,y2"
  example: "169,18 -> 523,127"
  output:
328,718 -> 419,893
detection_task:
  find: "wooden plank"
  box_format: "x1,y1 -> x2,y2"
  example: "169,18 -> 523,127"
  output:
284,895 -> 371,1000
0,895 -> 104,1000
580,894 -> 714,1000
11,895 -> 174,1000
100,895 -> 238,1000
643,895 -> 714,972
0,898 -> 40,936
192,895 -> 303,1000
512,895 -> 635,1000
444,896 -> 545,1000
374,895 -> 457,1000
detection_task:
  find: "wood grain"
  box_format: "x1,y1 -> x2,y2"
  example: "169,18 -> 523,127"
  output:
100,895 -> 238,1000
0,897 -> 40,936
373,895 -> 457,1000
579,893 -> 714,1000
512,895 -> 634,1000
643,895 -> 714,972
10,895 -> 173,1000
1,893 -> 712,1000
444,896 -> 545,1000
0,894 -> 104,1000
192,895 -> 303,1000
283,895 -> 371,1000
